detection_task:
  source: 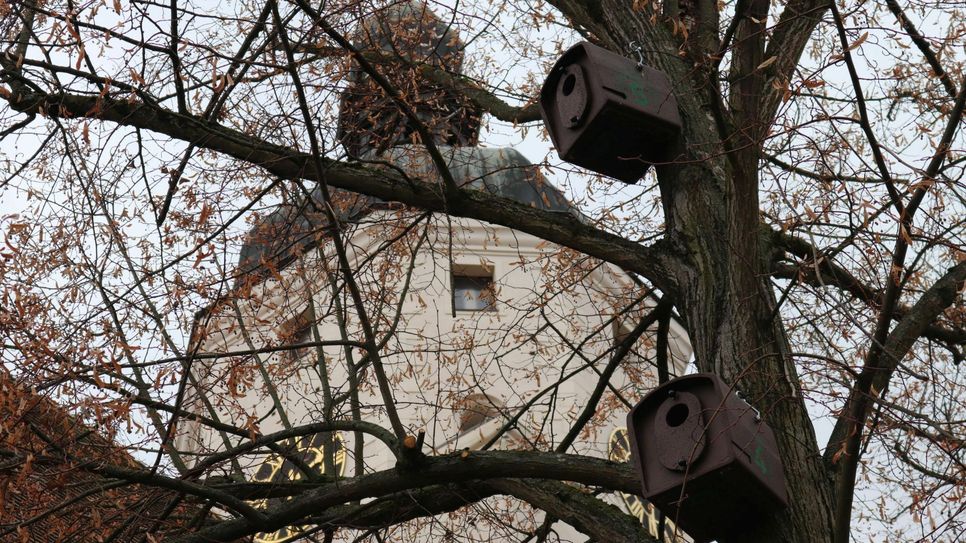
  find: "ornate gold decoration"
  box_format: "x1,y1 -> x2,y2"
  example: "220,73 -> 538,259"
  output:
251,432 -> 347,543
608,427 -> 686,542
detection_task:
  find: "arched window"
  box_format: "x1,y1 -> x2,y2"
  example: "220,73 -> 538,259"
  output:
458,393 -> 503,433
279,305 -> 315,364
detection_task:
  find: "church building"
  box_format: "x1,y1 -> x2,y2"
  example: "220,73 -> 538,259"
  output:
178,3 -> 692,541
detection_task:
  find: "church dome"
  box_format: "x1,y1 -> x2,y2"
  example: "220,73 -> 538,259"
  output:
336,1 -> 481,157
235,146 -> 576,281
236,2 -> 571,283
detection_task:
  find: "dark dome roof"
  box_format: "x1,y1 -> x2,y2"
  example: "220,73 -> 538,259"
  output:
381,145 -> 572,211
236,145 -> 576,281
238,3 -> 570,282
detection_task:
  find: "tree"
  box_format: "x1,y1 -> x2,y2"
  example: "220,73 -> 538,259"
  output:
1,0 -> 963,542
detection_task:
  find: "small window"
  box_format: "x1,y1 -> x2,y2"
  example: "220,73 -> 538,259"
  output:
452,269 -> 496,312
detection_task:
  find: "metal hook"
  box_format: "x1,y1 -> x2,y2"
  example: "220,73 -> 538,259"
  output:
628,40 -> 645,70
736,390 -> 762,422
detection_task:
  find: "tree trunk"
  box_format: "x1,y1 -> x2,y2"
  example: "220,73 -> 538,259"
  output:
585,3 -> 838,541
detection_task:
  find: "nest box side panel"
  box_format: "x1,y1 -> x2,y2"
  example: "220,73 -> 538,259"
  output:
539,41 -> 683,183
626,373 -> 790,543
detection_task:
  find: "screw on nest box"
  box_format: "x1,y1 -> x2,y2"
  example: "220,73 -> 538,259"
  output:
539,41 -> 682,183
626,373 -> 789,543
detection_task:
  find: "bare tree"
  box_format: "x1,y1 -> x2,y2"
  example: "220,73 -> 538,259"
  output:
1,1 -> 963,542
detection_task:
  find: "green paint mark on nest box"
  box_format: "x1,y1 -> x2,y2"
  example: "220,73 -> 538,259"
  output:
753,438 -> 768,474
622,72 -> 650,108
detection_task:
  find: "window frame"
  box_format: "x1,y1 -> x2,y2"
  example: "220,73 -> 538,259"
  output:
451,263 -> 496,314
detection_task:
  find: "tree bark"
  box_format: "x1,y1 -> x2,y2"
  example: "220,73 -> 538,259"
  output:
557,2 -> 839,541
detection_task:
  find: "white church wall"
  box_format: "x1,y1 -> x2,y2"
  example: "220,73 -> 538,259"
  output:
179,210 -> 692,542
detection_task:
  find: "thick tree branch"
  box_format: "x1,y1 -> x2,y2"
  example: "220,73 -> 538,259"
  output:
305,483 -> 496,530
487,479 -> 659,543
825,79 -> 966,537
412,64 -> 541,124
295,45 -> 542,124
759,0 -> 829,127
823,260 -> 966,467
769,231 -> 966,348
0,89 -> 680,293
240,479 -> 659,543
169,450 -> 642,542
544,1 -> 614,48
827,86 -> 966,538
872,260 -> 965,398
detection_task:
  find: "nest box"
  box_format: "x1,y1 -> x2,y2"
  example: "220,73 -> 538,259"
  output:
626,373 -> 788,543
539,42 -> 681,183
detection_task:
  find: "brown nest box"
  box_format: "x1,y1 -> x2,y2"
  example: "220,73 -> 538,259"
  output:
539,42 -> 682,183
626,373 -> 789,543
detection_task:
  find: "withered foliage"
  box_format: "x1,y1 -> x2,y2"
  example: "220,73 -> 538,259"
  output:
0,372 -> 220,542
0,0 -> 963,542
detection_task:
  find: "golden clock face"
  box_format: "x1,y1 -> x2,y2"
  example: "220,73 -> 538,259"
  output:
608,427 -> 686,542
251,432 -> 347,543
608,427 -> 648,522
